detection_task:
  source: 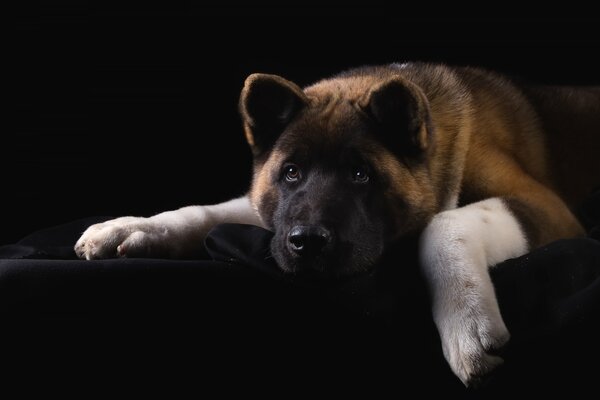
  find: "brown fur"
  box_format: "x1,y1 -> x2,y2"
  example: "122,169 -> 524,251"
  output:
242,63 -> 599,250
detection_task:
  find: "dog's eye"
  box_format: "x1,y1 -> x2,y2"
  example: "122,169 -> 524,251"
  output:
284,164 -> 300,182
352,168 -> 369,183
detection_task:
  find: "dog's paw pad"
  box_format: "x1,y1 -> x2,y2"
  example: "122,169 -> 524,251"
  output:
439,305 -> 510,387
74,218 -> 153,260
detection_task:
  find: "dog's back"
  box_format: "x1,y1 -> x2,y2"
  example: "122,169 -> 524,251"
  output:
401,64 -> 599,209
383,63 -> 597,206
521,85 -> 600,205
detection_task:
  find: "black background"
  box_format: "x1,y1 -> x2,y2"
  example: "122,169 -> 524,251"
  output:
6,3 -> 600,245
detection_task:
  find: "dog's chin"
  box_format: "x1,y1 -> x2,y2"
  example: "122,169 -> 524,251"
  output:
271,242 -> 379,279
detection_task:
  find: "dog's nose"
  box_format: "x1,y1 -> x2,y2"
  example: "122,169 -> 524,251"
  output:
287,225 -> 331,257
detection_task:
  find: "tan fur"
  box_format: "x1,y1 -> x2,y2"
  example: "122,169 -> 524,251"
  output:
523,86 -> 600,205
368,144 -> 438,237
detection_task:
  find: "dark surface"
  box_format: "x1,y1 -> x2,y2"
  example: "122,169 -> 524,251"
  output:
1,190 -> 599,396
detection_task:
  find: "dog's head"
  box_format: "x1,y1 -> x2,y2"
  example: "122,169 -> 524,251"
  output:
240,70 -> 438,277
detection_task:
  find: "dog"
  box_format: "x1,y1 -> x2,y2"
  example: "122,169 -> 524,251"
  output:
75,63 -> 599,386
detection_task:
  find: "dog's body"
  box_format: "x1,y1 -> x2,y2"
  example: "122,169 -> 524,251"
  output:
75,63 -> 599,386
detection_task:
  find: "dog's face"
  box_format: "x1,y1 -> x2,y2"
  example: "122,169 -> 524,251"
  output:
240,72 -> 438,277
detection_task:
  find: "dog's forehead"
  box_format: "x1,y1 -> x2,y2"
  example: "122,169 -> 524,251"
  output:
277,104 -> 368,160
269,75 -> 391,163
292,75 -> 384,138
298,100 -> 364,134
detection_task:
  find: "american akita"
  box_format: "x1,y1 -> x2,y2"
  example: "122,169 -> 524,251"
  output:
75,63 -> 599,386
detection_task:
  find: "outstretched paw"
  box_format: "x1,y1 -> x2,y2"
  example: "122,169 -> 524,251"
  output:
74,217 -> 167,259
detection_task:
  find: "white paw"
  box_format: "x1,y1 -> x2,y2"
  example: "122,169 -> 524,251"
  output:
436,298 -> 510,387
74,217 -> 168,260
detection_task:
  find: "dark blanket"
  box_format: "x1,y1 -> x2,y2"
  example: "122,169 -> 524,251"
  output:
1,191 -> 599,396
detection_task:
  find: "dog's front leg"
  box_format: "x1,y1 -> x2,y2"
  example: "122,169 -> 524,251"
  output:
419,198 -> 528,387
75,196 -> 264,259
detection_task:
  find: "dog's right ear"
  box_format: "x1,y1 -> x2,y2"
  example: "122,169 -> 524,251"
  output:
240,73 -> 308,155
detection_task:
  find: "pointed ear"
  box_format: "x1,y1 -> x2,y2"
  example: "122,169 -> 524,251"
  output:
359,77 -> 431,156
240,73 -> 308,155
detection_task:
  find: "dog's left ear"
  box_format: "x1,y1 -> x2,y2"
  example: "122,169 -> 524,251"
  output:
360,77 -> 432,156
240,73 -> 308,155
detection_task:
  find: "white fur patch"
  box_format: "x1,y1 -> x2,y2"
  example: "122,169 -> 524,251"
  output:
201,196 -> 266,229
422,198 -> 528,272
75,196 -> 264,260
419,198 -> 528,386
391,62 -> 410,70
